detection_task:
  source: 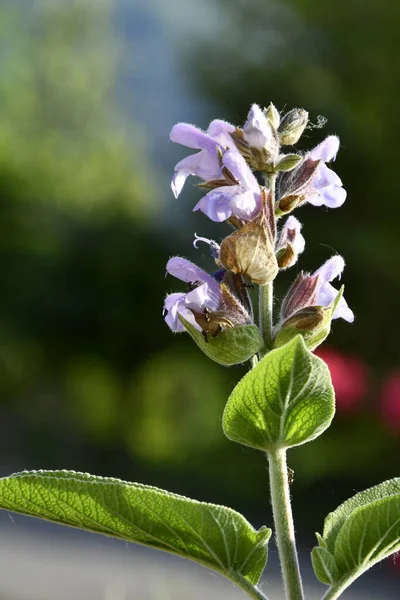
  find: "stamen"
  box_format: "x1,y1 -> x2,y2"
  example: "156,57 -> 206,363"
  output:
193,233 -> 220,259
193,233 -> 212,248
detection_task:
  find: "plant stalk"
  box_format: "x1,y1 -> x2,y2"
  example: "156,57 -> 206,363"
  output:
258,171 -> 277,355
259,281 -> 274,352
268,448 -> 304,600
321,573 -> 361,600
234,574 -> 270,600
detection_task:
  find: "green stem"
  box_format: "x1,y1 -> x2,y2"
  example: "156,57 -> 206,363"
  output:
258,171 -> 277,355
233,574 -> 270,600
259,281 -> 274,352
321,572 -> 362,600
268,448 -> 304,600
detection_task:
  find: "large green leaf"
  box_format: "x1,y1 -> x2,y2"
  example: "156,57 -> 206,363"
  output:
322,478 -> 400,551
223,336 -> 335,450
0,470 -> 271,586
334,494 -> 400,574
312,479 -> 400,591
180,315 -> 264,366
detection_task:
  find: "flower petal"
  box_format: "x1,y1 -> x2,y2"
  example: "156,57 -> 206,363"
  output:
170,123 -> 216,152
222,150 -> 259,192
194,187 -> 235,222
279,215 -> 305,254
313,164 -> 342,189
185,283 -> 213,309
316,282 -> 354,322
319,184 -> 347,209
243,104 -> 273,150
164,292 -> 185,312
207,119 -> 235,145
172,149 -> 222,196
164,293 -> 199,332
333,295 -> 354,323
229,189 -> 260,221
166,257 -> 221,308
316,281 -> 340,307
171,169 -> 190,198
314,255 -> 345,284
313,255 -> 354,322
309,135 -> 340,162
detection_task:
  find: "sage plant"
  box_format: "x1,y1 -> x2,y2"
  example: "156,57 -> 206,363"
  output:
0,104 -> 398,600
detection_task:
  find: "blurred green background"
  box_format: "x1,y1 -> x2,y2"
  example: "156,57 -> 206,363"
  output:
0,0 -> 399,577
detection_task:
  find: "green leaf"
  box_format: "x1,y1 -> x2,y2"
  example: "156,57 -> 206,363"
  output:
322,478 -> 400,551
334,494 -> 400,575
311,546 -> 339,585
180,316 -> 264,366
222,336 -> 335,451
0,470 -> 271,585
311,479 -> 400,590
315,531 -> 328,549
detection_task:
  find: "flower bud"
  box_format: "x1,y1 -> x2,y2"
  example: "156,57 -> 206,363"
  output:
275,154 -> 303,172
276,245 -> 295,269
276,215 -> 305,269
277,194 -> 305,214
275,285 -> 346,351
281,272 -> 319,319
219,189 -> 279,285
264,102 -> 280,129
278,157 -> 320,200
240,104 -> 280,168
243,104 -> 275,150
274,306 -> 330,351
279,108 -> 309,145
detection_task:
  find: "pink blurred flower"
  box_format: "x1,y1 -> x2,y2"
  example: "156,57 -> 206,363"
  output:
379,371 -> 400,432
315,347 -> 368,413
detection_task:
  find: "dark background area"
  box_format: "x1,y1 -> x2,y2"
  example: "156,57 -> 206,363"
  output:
0,0 -> 399,584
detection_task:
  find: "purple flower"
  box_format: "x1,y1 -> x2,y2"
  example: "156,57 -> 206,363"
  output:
304,136 -> 347,208
163,257 -> 221,332
282,255 -> 354,323
313,256 -> 354,322
170,119 -> 235,198
193,150 -> 261,222
277,216 -> 305,255
243,104 -> 274,150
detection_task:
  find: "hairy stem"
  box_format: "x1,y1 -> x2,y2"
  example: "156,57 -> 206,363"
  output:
321,572 -> 362,600
258,171 -> 277,355
268,448 -> 304,600
234,574 -> 270,600
259,282 -> 274,352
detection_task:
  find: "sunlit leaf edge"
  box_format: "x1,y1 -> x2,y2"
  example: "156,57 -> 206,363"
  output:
0,469 -> 271,586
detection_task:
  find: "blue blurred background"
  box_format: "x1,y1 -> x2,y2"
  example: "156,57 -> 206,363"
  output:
0,0 -> 399,593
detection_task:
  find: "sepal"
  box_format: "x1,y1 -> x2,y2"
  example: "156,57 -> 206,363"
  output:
219,189 -> 279,285
278,108 -> 309,145
274,287 -> 344,351
278,157 -> 320,202
277,193 -> 305,215
275,154 -> 302,173
264,102 -> 280,129
179,315 -> 264,366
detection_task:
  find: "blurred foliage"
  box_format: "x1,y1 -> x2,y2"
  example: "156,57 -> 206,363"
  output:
0,0 -> 399,554
0,0 -> 151,213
